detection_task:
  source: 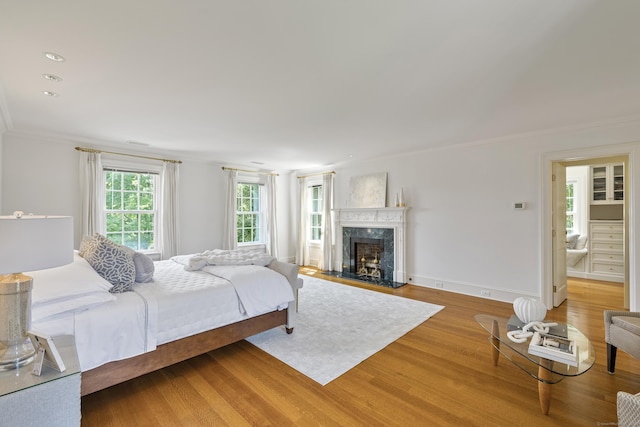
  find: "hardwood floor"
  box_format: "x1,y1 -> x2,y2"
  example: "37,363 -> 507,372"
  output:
81,273 -> 639,426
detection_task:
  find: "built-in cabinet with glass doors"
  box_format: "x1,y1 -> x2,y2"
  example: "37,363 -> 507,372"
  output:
590,163 -> 624,204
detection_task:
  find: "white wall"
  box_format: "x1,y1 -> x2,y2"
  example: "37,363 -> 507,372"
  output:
177,160 -> 225,254
330,140 -> 540,300
0,135 -> 236,256
2,135 -> 80,235
0,134 -> 296,259
275,171 -> 296,262
322,119 -> 640,306
5,117 -> 640,308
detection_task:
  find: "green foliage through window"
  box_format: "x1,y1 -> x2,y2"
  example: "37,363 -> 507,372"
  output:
236,183 -> 262,244
566,182 -> 575,234
310,185 -> 323,241
105,170 -> 156,251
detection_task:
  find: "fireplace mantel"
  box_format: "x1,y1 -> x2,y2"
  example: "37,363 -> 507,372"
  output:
333,207 -> 407,283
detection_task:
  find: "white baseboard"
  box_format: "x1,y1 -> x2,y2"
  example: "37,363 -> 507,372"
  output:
407,274 -> 535,304
567,271 -> 589,279
583,273 -> 624,283
568,270 -> 624,283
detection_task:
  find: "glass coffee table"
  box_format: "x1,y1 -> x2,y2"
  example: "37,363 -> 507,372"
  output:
475,314 -> 596,415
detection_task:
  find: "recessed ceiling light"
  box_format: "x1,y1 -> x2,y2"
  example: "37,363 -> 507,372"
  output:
42,91 -> 59,97
42,74 -> 63,82
43,52 -> 65,62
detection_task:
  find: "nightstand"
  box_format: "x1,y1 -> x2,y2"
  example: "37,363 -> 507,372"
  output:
0,335 -> 80,426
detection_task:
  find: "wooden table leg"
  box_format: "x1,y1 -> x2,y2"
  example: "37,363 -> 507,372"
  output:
538,358 -> 553,415
491,320 -> 500,366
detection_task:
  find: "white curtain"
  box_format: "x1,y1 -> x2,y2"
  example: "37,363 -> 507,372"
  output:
158,161 -> 180,259
222,169 -> 238,250
318,172 -> 334,271
79,151 -> 104,237
265,174 -> 278,258
296,177 -> 310,266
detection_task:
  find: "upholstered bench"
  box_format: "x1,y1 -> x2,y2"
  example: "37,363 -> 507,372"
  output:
604,310 -> 640,373
267,260 -> 304,312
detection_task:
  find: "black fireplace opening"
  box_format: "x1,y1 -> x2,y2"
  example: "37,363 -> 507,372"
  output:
350,237 -> 385,280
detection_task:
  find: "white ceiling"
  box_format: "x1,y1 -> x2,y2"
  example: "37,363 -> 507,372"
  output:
1,0 -> 639,171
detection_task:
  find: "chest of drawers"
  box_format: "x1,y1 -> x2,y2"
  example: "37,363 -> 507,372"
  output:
589,221 -> 624,282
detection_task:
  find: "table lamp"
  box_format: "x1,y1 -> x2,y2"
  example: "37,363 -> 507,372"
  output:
0,212 -> 73,370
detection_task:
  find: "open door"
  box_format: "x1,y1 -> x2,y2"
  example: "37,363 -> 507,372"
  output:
552,162 -> 568,307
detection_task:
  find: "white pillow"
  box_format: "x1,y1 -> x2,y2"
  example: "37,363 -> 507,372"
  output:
575,234 -> 588,250
28,253 -> 115,322
566,233 -> 580,249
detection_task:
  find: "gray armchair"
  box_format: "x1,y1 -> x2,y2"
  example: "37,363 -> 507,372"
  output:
604,310 -> 640,373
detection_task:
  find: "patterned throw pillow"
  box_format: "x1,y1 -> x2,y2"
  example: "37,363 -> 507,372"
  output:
78,235 -> 94,257
81,234 -> 136,293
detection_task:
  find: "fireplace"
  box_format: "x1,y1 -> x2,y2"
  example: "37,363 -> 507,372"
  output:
351,237 -> 385,280
332,207 -> 407,287
345,229 -> 394,282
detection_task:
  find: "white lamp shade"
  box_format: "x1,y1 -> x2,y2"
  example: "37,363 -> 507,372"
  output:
0,215 -> 74,274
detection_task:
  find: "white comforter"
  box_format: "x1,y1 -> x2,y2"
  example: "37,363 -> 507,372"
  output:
33,255 -> 293,371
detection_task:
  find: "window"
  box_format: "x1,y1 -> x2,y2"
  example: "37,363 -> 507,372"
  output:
310,185 -> 323,241
566,180 -> 576,234
105,170 -> 157,251
236,183 -> 263,244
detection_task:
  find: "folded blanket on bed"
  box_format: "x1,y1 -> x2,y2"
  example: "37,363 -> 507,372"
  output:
184,249 -> 275,271
202,265 -> 294,316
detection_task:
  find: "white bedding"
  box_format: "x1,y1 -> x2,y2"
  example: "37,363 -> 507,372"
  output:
29,253 -> 115,323
31,255 -> 294,371
33,291 -> 155,371
136,259 -> 248,345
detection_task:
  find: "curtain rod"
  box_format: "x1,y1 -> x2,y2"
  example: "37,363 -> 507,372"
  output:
297,171 -> 336,179
221,166 -> 278,176
75,146 -> 182,164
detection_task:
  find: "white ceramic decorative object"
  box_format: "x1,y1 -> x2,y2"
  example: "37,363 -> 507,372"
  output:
513,297 -> 547,323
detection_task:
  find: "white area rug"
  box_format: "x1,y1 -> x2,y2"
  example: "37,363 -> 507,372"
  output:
246,275 -> 444,385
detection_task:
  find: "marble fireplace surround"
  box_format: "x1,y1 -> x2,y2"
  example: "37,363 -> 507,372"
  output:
333,207 -> 407,283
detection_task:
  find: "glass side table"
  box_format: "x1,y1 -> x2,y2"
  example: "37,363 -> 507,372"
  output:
0,335 -> 81,426
475,314 -> 596,415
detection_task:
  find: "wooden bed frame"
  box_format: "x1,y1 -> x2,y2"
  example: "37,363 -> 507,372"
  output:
81,308 -> 290,396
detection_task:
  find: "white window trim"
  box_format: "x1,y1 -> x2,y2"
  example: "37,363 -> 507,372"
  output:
566,168 -> 588,236
308,181 -> 323,243
102,157 -> 162,256
236,173 -> 266,246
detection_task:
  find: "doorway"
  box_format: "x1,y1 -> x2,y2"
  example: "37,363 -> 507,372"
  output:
548,154 -> 629,309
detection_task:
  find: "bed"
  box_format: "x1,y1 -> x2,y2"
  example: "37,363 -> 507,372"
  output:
28,239 -> 301,396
